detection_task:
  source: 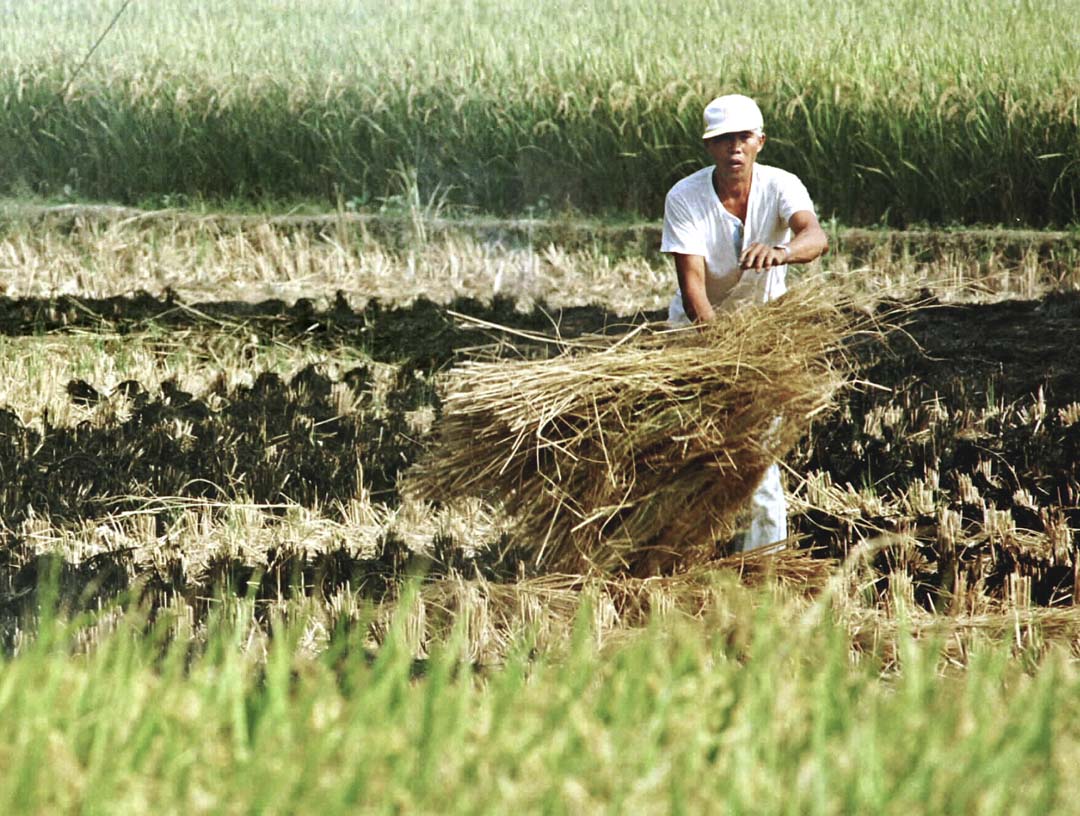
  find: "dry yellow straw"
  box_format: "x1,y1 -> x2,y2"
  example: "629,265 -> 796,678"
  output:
410,282 -> 863,575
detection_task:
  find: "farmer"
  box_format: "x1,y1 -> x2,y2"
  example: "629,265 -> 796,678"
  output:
661,93 -> 829,551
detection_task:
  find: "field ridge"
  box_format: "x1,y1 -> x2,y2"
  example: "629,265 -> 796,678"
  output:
6,203 -> 1080,260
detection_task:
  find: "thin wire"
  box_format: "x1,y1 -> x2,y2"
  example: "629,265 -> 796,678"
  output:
57,0 -> 138,102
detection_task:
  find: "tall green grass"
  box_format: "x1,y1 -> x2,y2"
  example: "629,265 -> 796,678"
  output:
0,585 -> 1071,813
1,0 -> 1078,225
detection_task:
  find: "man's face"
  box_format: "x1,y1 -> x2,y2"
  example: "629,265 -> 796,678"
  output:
705,130 -> 765,177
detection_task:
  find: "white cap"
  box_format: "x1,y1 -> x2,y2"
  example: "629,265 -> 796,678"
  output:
702,94 -> 764,139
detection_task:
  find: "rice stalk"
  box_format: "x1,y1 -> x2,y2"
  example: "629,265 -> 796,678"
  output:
409,282 -> 870,575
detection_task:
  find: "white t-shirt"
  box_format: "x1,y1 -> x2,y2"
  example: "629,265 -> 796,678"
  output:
661,163 -> 815,324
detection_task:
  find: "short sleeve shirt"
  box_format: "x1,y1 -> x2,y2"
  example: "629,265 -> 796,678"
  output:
661,163 -> 815,322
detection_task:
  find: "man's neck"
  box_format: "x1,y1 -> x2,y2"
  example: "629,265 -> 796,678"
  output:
712,165 -> 753,219
712,165 -> 753,199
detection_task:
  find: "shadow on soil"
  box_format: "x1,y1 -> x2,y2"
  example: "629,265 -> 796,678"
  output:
3,289 -> 1080,618
0,291 -> 661,369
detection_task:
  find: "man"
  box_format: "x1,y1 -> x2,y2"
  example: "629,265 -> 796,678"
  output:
660,93 -> 829,551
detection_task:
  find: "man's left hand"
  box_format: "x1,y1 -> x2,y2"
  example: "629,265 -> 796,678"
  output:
739,243 -> 789,270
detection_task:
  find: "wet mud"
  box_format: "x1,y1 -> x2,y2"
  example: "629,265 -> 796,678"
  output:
0,293 -> 641,619
1,289 -> 1079,616
0,291 -> 657,370
796,290 -> 1080,607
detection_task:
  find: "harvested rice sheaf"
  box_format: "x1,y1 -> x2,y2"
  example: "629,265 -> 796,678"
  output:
410,284 -> 865,575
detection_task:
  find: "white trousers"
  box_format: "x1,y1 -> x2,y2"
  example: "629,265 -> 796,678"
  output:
741,462 -> 787,551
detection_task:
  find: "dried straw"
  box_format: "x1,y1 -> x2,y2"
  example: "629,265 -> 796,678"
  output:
387,550 -> 1080,667
412,548 -> 836,663
409,283 -> 864,575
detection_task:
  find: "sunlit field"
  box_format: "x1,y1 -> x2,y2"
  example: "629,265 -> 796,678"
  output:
0,209 -> 1077,810
1,0 -> 1080,812
1,0 -> 1078,224
1,583 -> 1072,813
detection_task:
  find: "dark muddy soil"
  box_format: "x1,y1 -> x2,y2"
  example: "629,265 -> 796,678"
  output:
0,291 -> 656,370
1,365 -> 404,523
803,291 -> 1080,495
795,290 -> 1080,606
2,289 -> 1080,616
0,293 -> 655,620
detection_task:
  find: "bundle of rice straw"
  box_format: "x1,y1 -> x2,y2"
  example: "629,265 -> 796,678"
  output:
409,283 -> 861,576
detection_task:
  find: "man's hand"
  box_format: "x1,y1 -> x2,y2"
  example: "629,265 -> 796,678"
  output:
740,210 -> 829,270
739,243 -> 789,270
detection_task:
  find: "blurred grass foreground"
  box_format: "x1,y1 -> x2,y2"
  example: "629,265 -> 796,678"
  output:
0,579 -> 1068,814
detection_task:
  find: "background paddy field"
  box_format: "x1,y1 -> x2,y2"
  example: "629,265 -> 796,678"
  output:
2,0 -> 1080,225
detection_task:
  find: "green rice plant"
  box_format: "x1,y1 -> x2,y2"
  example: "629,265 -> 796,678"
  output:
0,0 -> 1077,225
0,578 -> 1073,813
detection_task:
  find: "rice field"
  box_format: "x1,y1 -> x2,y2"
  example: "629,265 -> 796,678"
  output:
3,0 -> 1080,811
2,0 -> 1079,224
2,582 -> 1074,813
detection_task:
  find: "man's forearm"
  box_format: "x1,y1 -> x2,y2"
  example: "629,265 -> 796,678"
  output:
784,225 -> 829,264
682,288 -> 716,322
783,211 -> 829,264
674,253 -> 716,322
